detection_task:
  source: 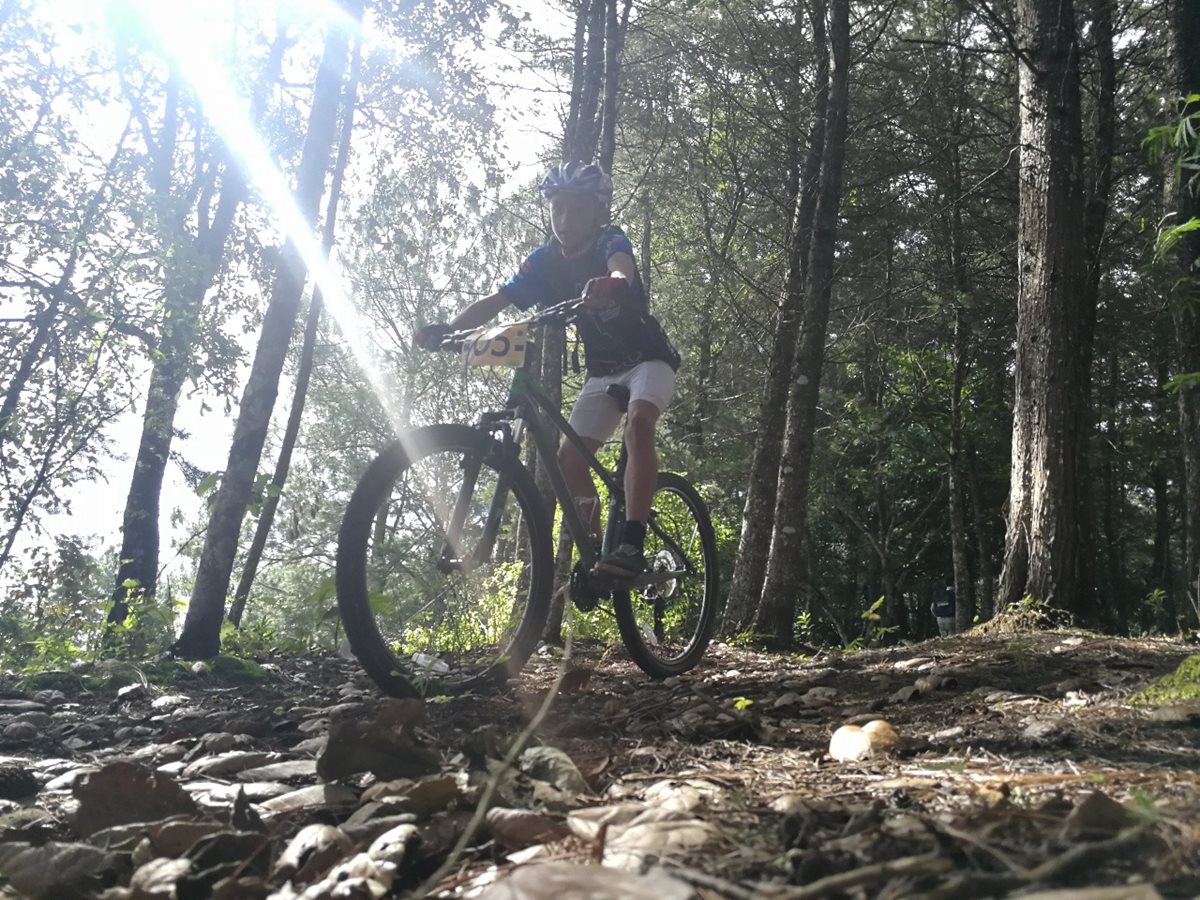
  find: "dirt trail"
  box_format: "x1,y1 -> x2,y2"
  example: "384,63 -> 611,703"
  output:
0,630 -> 1198,898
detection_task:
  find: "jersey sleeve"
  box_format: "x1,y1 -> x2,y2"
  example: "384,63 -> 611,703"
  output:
603,227 -> 635,259
500,245 -> 550,311
601,227 -> 647,310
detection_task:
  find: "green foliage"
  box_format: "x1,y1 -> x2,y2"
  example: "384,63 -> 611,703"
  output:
0,537 -> 110,671
844,596 -> 899,651
1144,94 -> 1200,195
1129,654 -> 1200,706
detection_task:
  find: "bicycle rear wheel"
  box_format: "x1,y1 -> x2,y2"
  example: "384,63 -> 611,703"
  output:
336,424 -> 552,697
612,472 -> 719,677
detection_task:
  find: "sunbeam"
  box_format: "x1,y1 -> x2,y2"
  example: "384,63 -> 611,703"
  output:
118,1 -> 472,563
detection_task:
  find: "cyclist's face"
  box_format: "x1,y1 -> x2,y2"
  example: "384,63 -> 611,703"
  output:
549,193 -> 601,254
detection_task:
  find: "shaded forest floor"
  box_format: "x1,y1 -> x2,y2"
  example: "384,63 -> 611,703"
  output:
1,629 -> 1200,898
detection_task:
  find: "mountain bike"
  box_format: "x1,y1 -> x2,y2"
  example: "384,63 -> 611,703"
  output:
335,298 -> 719,698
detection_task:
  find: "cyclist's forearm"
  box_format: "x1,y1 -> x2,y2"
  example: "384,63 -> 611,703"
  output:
608,251 -> 635,281
449,291 -> 509,330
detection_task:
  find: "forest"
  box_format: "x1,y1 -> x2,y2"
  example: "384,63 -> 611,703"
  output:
1,0 -> 1199,671
6,1 -> 1200,897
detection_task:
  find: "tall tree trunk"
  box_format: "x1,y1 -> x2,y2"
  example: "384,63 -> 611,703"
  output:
109,36 -> 286,621
948,308 -> 974,631
754,0 -> 849,648
963,438 -> 996,619
997,0 -> 1094,619
940,37 -> 977,629
1099,350 -> 1122,614
726,0 -> 828,632
597,0 -> 631,173
566,0 -> 605,164
177,6 -> 358,657
1152,341 -> 1176,628
1172,0 -> 1200,629
229,35 -> 361,626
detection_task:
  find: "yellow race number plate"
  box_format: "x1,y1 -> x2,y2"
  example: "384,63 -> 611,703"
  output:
462,324 -> 529,368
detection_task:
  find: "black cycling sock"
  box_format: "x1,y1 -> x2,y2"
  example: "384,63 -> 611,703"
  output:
621,520 -> 646,550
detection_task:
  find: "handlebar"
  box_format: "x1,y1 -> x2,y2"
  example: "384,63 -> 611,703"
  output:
429,297 -> 585,352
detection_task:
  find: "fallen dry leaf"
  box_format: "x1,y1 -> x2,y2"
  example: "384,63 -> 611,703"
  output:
485,807 -> 570,848
520,746 -> 590,795
0,841 -> 116,898
72,761 -> 198,836
478,861 -> 697,899
272,823 -> 353,883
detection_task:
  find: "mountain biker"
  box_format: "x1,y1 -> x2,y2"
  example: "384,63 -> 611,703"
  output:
414,161 -> 681,579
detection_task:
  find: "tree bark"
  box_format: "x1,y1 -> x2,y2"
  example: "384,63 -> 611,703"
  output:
597,0 -> 631,173
725,0 -> 828,632
754,0 -> 849,648
229,35 -> 361,627
949,307 -> 974,632
565,0 -> 605,164
176,5 -> 359,657
997,0 -> 1094,619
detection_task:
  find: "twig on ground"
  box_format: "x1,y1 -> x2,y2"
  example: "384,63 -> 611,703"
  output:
771,853 -> 954,899
591,822 -> 608,864
927,818 -> 1023,874
1022,825 -> 1149,884
664,865 -> 766,900
413,620 -> 576,898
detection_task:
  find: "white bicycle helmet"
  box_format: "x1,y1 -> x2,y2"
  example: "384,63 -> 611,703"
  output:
538,161 -> 614,201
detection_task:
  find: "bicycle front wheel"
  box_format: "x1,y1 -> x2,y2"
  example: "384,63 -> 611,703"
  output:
612,472 -> 719,677
336,424 -> 553,697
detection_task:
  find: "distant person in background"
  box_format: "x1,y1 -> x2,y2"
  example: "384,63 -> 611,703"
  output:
931,585 -> 956,637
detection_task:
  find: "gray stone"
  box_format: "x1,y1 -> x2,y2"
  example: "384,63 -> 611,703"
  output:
237,759 -> 317,782
0,701 -> 47,714
3,722 -> 38,741
183,752 -> 277,779
12,713 -> 52,729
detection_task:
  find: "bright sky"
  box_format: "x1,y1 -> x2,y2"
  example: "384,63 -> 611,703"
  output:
17,0 -> 572,576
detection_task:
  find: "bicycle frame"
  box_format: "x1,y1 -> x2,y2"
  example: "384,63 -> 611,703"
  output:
436,317 -> 693,590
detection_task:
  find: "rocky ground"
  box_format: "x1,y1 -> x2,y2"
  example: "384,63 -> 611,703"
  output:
0,627 -> 1199,899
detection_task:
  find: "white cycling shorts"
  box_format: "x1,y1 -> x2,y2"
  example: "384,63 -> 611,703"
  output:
567,360 -> 676,442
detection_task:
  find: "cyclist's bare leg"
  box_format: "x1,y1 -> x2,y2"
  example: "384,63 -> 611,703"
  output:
559,437 -> 603,540
624,400 -> 660,522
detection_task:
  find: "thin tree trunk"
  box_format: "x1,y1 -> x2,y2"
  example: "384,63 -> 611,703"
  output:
725,0 -> 828,632
1099,350 -> 1122,614
229,35 -> 361,626
949,308 -> 974,632
964,438 -> 996,619
597,0 -> 631,173
754,0 -> 849,648
942,50 -> 976,630
1152,343 -> 1176,628
567,0 -> 605,164
997,0 -> 1093,619
562,0 -> 590,162
176,5 -> 359,657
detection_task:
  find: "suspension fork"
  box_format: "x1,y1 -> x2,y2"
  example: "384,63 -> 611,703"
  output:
436,418 -> 522,573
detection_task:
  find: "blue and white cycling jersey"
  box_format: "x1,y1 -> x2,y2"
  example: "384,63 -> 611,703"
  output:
501,226 -> 679,377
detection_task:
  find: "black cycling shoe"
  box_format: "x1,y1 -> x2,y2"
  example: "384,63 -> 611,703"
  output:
592,543 -> 646,580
